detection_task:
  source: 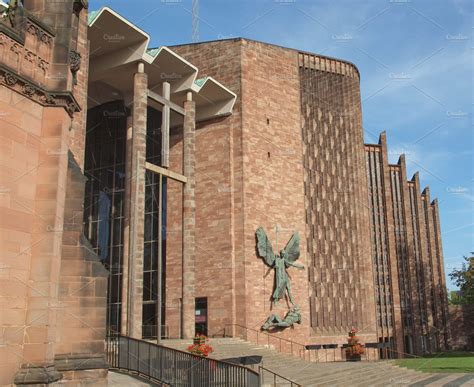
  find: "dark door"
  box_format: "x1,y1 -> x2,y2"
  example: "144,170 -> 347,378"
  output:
195,298 -> 208,336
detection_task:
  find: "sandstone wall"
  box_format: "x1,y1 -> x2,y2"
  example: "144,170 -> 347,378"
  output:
0,2 -> 107,384
170,40 -> 243,338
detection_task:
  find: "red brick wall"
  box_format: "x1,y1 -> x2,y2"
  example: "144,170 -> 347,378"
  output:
170,40 -> 243,338
171,39 -> 380,349
364,138 -> 450,357
172,39 -> 312,344
300,53 -> 377,344
389,161 -> 418,354
399,156 -> 423,355
431,199 -> 450,348
171,38 -> 450,358
239,40 -> 310,345
365,145 -> 396,339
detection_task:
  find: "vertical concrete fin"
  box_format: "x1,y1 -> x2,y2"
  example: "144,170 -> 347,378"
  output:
397,154 -> 405,166
422,187 -> 431,202
378,131 -> 387,147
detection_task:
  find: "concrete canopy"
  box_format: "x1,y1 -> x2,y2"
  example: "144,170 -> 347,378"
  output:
87,7 -> 236,121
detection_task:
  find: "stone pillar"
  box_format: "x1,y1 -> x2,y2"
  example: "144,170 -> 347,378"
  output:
127,63 -> 147,338
121,116 -> 133,335
399,156 -> 422,355
431,199 -> 450,349
424,189 -> 440,347
379,133 -> 404,357
413,173 -> 432,350
182,92 -> 196,339
162,82 -> 171,168
421,187 -> 436,350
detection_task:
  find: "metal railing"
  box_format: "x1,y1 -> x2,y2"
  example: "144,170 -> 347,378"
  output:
220,324 -> 397,363
259,366 -> 302,387
106,335 -> 260,386
223,324 -> 310,361
142,325 -> 170,340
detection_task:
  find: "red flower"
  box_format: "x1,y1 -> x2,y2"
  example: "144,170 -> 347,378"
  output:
187,342 -> 214,357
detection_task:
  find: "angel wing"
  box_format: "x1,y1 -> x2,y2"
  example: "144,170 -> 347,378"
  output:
256,227 -> 276,267
282,232 -> 300,263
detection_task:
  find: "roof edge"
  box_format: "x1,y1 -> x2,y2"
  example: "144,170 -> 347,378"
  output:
168,37 -> 361,78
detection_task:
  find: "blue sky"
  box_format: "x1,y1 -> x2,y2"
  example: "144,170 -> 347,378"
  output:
90,0 -> 473,290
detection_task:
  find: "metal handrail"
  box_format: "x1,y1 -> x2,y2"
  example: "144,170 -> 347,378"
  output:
223,323 -> 310,361
221,324 -> 396,363
108,325 -> 170,340
106,334 -> 260,386
259,365 -> 302,387
142,324 -> 170,340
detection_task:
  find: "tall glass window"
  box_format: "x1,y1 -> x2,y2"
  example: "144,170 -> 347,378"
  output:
83,100 -> 128,335
83,101 -> 167,338
142,106 -> 167,339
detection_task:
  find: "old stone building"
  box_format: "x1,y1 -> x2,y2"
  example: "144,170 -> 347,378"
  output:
0,0 -> 109,385
0,2 -> 450,385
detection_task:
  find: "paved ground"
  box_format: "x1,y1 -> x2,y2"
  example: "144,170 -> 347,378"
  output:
107,370 -> 160,386
163,338 -> 474,386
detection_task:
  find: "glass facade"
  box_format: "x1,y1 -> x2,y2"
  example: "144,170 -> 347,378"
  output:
142,108 -> 167,339
84,100 -> 127,334
84,101 -> 166,338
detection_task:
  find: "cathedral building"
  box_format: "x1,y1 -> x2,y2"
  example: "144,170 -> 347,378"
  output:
0,2 -> 449,385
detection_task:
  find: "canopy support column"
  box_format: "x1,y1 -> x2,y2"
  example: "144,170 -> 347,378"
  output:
182,92 -> 196,339
127,62 -> 147,339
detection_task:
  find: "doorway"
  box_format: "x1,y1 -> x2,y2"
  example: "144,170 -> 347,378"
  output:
195,298 -> 208,336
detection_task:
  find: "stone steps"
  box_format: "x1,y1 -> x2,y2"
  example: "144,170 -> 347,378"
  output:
295,365 -> 416,385
161,338 -> 471,386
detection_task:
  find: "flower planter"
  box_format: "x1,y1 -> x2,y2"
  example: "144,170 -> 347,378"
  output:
345,327 -> 365,362
347,354 -> 362,362
193,336 -> 206,346
192,354 -> 207,359
188,336 -> 213,357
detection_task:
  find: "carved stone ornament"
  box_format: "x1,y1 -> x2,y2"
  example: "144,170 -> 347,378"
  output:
69,50 -> 81,85
24,49 -> 36,63
41,93 -> 55,105
0,66 -> 80,116
38,59 -> 48,72
38,30 -> 48,44
10,43 -> 21,55
22,83 -> 36,96
26,23 -> 37,36
25,20 -> 53,45
4,72 -> 18,86
66,101 -> 77,115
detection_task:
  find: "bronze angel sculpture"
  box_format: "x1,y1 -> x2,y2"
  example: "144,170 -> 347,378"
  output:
256,227 -> 304,305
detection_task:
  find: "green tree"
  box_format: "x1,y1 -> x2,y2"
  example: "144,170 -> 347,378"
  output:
449,254 -> 474,305
448,290 -> 464,305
